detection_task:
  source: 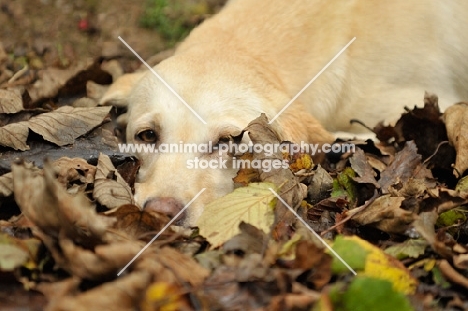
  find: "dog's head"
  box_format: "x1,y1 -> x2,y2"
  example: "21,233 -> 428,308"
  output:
117,53 -> 333,226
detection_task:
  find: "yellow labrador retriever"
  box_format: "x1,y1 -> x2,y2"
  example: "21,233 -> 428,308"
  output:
103,0 -> 468,226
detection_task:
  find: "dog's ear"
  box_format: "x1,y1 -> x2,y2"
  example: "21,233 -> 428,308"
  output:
100,71 -> 147,107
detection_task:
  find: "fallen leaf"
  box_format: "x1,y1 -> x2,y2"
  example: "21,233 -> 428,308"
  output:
108,205 -> 171,240
395,93 -> 453,165
328,276 -> 413,311
0,89 -> 23,113
142,282 -> 191,311
53,157 -> 96,188
222,221 -> 269,255
348,195 -> 415,234
27,66 -> 87,102
306,165 -> 333,205
197,182 -> 277,249
332,235 -> 418,295
379,141 -> 421,193
0,121 -> 29,150
331,167 -> 357,205
436,209 -> 466,228
455,175 -> 468,192
233,153 -> 260,185
0,172 -> 13,197
385,239 -> 428,260
284,240 -> 332,289
331,235 -> 369,274
57,239 -> 144,280
0,233 -> 29,271
27,106 -> 111,146
412,210 -> 452,258
349,148 -> 379,187
12,160 -> 113,246
443,102 -> 468,177
244,114 -> 305,238
93,153 -> 134,209
46,270 -> 152,311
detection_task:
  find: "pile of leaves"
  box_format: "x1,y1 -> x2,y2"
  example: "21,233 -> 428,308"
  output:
1,41 -> 468,310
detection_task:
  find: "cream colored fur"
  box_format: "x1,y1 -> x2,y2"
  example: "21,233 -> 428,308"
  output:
103,0 -> 468,226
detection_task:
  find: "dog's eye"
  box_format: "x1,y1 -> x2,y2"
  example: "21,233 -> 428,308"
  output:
136,129 -> 157,143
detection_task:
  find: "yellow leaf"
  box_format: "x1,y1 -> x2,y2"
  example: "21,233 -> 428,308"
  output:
343,236 -> 417,295
289,153 -> 314,172
197,182 -> 277,249
142,282 -> 186,311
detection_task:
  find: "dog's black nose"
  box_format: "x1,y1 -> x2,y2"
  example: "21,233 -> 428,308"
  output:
143,197 -> 184,221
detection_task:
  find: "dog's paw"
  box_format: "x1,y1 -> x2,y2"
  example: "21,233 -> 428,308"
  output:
100,71 -> 147,108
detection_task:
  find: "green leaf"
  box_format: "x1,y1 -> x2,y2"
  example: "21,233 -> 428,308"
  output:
334,277 -> 413,311
331,235 -> 369,273
436,209 -> 466,227
455,175 -> 468,192
331,167 -> 357,204
385,239 -> 428,260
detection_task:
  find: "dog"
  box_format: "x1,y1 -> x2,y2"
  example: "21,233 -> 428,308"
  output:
102,0 -> 468,226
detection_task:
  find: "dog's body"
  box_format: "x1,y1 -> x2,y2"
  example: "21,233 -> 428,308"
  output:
104,0 -> 468,226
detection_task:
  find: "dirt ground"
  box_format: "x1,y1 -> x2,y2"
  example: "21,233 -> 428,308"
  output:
0,0 -> 170,72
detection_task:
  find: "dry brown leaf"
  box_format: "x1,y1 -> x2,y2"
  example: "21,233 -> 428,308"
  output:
233,153 -> 260,185
288,240 -> 332,289
349,195 -> 415,234
53,157 -> 96,187
57,239 -> 144,280
0,172 -> 13,197
0,89 -> 23,113
412,210 -> 452,258
151,247 -> 209,286
222,222 -> 268,255
109,205 -> 171,240
378,141 -> 422,193
421,188 -> 468,214
28,106 -> 111,146
307,165 -> 334,204
93,153 -> 134,209
350,148 -> 379,187
46,270 -> 152,311
0,121 -> 29,150
443,102 -> 468,177
27,65 -> 86,102
12,160 -> 113,245
245,114 -> 304,238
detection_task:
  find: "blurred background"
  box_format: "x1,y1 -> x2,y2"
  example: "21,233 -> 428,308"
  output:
0,0 -> 227,77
